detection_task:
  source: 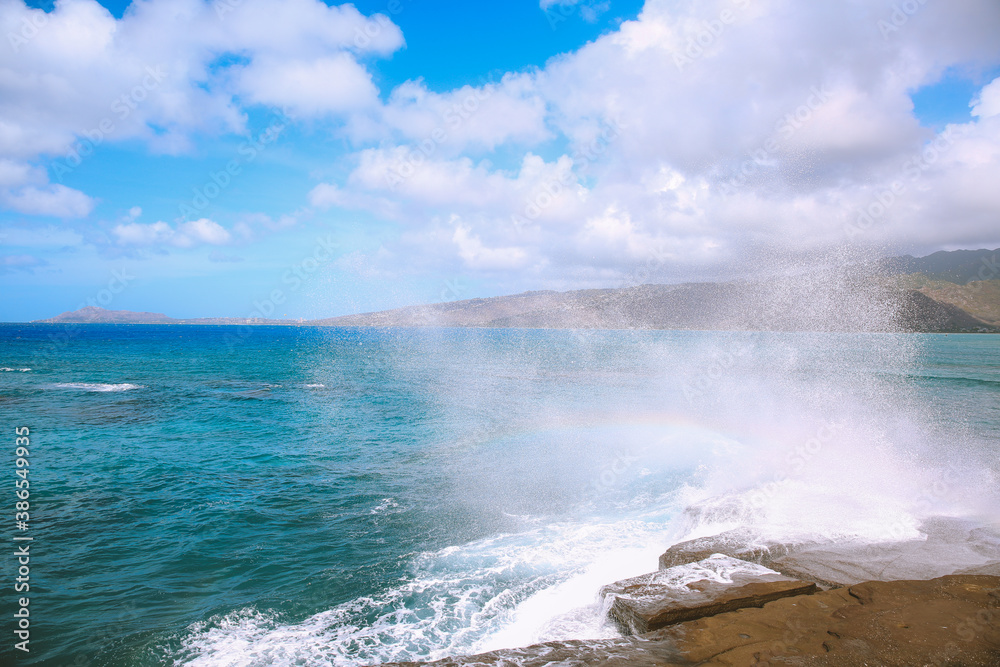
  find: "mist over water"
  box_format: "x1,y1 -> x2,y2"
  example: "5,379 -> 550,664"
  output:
1,320 -> 997,666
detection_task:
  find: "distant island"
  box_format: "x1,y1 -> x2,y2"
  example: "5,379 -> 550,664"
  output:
36,306 -> 302,327
32,248 -> 1000,333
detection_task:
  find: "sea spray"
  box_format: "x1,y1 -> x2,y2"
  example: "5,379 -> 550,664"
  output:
3,322 -> 997,665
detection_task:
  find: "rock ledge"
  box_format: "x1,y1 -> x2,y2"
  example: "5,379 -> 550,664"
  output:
600,554 -> 817,634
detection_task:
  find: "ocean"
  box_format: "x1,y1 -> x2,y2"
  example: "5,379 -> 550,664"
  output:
1,324 -> 997,666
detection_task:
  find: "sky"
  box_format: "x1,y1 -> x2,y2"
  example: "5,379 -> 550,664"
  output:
1,0 -> 1000,322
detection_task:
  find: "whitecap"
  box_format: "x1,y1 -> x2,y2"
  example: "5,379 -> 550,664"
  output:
52,383 -> 145,392
0,367 -> 31,372
172,518 -> 674,667
370,498 -> 400,515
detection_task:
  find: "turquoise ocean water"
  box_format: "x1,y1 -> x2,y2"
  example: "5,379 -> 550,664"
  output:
1,325 -> 998,666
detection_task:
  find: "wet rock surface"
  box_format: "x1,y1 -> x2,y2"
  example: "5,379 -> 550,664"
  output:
648,574 -> 1000,666
656,529 -> 791,572
378,575 -> 1000,666
378,519 -> 1000,667
375,637 -> 692,667
600,555 -> 816,635
657,517 -> 1000,588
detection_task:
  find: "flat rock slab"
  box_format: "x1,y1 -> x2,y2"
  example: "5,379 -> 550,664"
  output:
600,554 -> 816,635
377,575 -> 1000,667
650,574 -> 1000,666
658,516 -> 1000,589
657,528 -> 791,571
771,540 -> 1000,588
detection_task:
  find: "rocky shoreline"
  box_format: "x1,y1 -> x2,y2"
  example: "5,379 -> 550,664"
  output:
378,517 -> 1000,666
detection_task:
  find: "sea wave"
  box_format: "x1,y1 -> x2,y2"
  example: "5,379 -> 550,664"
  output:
172,519 -> 672,667
52,383 -> 145,392
0,367 -> 31,372
370,497 -> 401,515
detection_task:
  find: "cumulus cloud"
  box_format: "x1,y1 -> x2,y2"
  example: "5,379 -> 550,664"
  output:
6,0 -> 1000,288
315,0 -> 1000,286
307,183 -> 346,209
0,0 -> 403,214
1,184 -> 94,218
238,54 -> 380,116
113,218 -> 233,248
972,77 -> 1000,118
374,75 -> 551,152
0,159 -> 43,188
113,221 -> 174,246
177,218 -> 233,246
0,156 -> 93,218
318,150 -> 584,219
452,222 -> 528,270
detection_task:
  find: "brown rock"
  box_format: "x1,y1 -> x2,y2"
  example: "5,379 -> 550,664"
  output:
373,636 -> 693,667
651,574 -> 1000,666
600,555 -> 816,635
656,529 -> 792,572
376,575 -> 1000,667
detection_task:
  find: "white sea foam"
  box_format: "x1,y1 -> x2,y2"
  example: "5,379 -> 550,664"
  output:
53,383 -> 145,392
173,409 -> 998,666
370,498 -> 400,515
174,404 -> 998,667
174,329 -> 1000,666
0,367 -> 31,372
174,518 -> 675,667
611,553 -> 779,592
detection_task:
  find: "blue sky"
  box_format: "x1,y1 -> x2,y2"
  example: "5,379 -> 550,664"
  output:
2,0 -> 1000,322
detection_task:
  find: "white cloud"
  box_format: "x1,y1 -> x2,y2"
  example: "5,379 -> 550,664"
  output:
113,218 -> 233,248
113,220 -> 175,246
238,54 -> 379,116
972,77 -> 1000,118
0,0 -> 404,215
5,0 -> 1000,288
375,75 -> 551,152
1,184 -> 94,217
313,0 -> 1000,287
308,183 -> 346,209
453,222 -> 528,270
0,154 -> 93,218
178,218 -> 233,246
330,150 -> 585,219
0,159 -> 43,188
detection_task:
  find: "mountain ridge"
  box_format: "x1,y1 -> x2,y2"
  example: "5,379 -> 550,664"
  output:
29,248 -> 1000,333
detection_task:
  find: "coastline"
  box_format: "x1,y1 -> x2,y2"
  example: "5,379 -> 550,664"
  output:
8,321 -> 1000,334
3,326 -> 997,663
377,517 -> 1000,666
